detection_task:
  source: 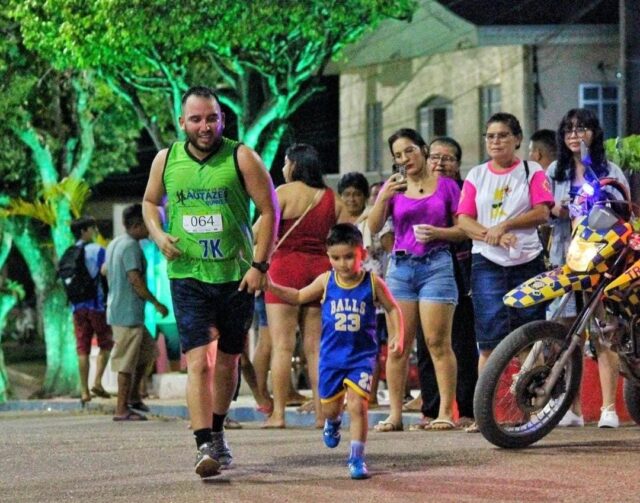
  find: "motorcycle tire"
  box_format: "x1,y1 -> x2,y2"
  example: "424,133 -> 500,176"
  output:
474,320 -> 583,449
623,378 -> 640,425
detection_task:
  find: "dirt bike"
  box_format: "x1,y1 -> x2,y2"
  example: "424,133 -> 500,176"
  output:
473,174 -> 640,448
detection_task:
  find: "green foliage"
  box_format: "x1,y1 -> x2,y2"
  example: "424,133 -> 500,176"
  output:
12,0 -> 416,155
605,135 -> 640,173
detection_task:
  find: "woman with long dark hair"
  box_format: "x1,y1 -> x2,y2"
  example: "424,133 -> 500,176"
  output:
547,108 -> 629,429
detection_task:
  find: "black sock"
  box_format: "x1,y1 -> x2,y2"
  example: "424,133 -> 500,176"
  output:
194,428 -> 213,448
212,413 -> 226,433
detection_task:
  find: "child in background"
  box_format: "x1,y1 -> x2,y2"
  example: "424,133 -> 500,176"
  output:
266,223 -> 403,479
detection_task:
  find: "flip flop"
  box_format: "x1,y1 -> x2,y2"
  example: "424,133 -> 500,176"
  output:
423,419 -> 457,431
90,387 -> 111,399
296,400 -> 315,414
456,416 -> 475,429
464,422 -> 480,433
256,403 -> 274,415
113,411 -> 147,421
402,397 -> 423,412
408,417 -> 434,431
128,401 -> 150,412
374,420 -> 403,432
224,417 -> 242,429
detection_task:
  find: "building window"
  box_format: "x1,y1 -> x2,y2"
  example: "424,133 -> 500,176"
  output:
480,85 -> 501,126
479,85 -> 501,159
417,96 -> 452,142
579,84 -> 620,139
366,102 -> 383,172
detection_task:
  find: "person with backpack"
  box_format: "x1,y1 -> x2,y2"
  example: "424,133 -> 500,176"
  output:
60,216 -> 113,405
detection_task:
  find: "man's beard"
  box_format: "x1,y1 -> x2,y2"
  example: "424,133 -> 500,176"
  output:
187,131 -> 220,154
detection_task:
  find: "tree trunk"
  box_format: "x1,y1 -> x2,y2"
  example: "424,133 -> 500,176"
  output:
9,218 -> 78,396
0,293 -> 20,403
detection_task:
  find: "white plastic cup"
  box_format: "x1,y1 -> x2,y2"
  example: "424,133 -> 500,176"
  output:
413,224 -> 424,242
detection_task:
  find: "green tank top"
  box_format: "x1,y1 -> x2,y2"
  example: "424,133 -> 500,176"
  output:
163,139 -> 253,283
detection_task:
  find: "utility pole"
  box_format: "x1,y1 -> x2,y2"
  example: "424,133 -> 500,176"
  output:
621,0 -> 640,135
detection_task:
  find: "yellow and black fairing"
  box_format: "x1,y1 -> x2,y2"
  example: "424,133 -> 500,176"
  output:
604,258 -> 640,317
504,217 -> 632,309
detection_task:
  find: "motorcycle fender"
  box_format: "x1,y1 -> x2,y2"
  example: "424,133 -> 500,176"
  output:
503,265 -> 600,308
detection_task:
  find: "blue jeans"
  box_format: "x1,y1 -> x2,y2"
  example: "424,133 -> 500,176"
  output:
471,253 -> 546,351
385,248 -> 458,304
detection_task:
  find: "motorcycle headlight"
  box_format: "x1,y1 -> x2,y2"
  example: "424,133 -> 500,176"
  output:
566,239 -> 605,272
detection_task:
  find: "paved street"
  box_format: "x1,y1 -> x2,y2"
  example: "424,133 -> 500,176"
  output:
2,410 -> 640,502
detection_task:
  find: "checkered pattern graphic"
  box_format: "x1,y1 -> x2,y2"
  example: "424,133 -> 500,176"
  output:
504,219 -> 633,309
503,266 -> 600,308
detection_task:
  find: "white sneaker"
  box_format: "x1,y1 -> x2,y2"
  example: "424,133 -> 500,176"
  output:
598,406 -> 619,428
557,409 -> 584,427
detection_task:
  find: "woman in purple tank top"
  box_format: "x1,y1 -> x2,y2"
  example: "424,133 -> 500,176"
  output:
368,128 -> 466,432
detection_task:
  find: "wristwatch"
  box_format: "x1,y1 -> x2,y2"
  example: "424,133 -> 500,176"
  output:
251,260 -> 270,273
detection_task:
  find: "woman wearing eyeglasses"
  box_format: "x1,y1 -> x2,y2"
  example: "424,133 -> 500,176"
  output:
547,108 -> 629,429
457,113 -> 554,432
368,128 -> 465,432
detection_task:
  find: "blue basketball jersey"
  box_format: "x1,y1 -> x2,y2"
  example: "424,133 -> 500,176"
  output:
320,271 -> 378,370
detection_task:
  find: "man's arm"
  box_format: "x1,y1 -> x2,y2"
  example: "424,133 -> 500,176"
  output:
266,273 -> 327,305
126,269 -> 169,317
142,149 -> 181,260
237,145 -> 279,293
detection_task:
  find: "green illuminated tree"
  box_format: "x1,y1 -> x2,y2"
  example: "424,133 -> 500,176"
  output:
0,225 -> 26,402
13,0 -> 416,167
0,11 -> 139,396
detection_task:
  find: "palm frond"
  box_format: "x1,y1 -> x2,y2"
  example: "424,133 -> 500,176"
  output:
0,198 -> 56,226
45,178 -> 92,218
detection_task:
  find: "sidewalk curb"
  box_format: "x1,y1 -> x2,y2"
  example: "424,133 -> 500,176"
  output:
0,398 -> 423,428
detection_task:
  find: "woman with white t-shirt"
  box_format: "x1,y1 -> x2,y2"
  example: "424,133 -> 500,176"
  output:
457,113 -> 554,431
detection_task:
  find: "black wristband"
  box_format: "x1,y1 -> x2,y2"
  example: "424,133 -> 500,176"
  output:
251,261 -> 269,273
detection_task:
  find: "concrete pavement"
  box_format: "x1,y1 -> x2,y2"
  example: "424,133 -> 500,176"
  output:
2,410 -> 640,502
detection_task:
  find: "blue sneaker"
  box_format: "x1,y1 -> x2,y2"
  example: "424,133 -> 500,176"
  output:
323,419 -> 341,448
348,457 -> 370,480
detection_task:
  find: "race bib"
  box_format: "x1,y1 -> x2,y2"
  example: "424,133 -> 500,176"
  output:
182,214 -> 223,234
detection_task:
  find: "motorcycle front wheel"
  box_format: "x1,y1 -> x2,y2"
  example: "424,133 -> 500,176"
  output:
474,320 -> 583,448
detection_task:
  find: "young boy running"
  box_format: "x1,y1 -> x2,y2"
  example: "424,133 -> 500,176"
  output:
266,223 -> 403,479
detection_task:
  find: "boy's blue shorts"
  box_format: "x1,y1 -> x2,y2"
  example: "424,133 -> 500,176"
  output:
319,361 -> 375,403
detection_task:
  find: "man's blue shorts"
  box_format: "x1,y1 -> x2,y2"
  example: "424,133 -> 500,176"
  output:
170,278 -> 253,355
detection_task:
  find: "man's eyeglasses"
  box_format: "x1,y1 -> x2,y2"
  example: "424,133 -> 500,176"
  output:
483,132 -> 513,142
428,154 -> 457,163
563,126 -> 589,137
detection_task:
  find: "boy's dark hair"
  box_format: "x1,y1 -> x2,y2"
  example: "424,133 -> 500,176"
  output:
181,85 -> 221,107
71,216 -> 97,240
326,223 -> 363,248
123,203 -> 144,229
285,143 -> 326,189
530,129 -> 557,158
337,172 -> 370,199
